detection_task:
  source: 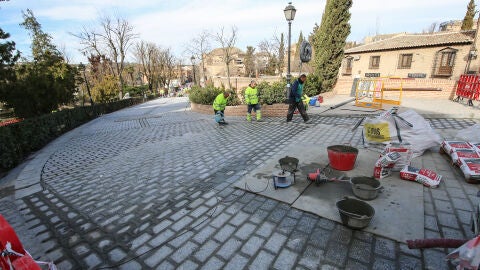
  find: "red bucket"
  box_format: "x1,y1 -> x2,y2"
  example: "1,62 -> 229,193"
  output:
327,145 -> 358,171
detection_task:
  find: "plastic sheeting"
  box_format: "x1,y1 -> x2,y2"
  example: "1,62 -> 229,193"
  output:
363,109 -> 442,158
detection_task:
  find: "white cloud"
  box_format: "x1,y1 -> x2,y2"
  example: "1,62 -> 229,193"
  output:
349,0 -> 466,41
35,6 -> 98,21
131,0 -> 324,59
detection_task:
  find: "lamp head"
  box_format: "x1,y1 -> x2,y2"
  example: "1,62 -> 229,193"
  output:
284,2 -> 296,21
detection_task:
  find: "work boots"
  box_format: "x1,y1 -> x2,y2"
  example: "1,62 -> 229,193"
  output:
247,111 -> 263,122
256,110 -> 262,122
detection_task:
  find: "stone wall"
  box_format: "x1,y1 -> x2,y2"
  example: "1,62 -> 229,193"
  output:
191,102 -> 289,117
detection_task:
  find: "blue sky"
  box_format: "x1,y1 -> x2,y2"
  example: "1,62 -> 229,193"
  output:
0,0 -> 469,63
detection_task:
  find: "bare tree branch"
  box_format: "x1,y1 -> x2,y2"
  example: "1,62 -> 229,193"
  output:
72,15 -> 138,98
214,26 -> 238,90
134,40 -> 158,91
97,15 -> 138,98
258,31 -> 283,75
185,30 -> 211,84
134,41 -> 177,93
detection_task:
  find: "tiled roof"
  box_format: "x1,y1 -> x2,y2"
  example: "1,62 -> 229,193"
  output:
345,30 -> 475,54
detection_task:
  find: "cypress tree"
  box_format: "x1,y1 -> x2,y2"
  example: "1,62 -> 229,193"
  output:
244,46 -> 255,77
0,28 -> 20,103
461,0 -> 476,30
295,31 -> 304,55
312,0 -> 352,92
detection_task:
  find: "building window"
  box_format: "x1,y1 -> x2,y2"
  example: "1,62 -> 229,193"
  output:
433,48 -> 457,77
438,51 -> 455,75
369,56 -> 380,69
342,57 -> 353,75
398,54 -> 413,69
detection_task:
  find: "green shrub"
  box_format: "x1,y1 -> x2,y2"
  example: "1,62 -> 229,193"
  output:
124,85 -> 149,97
227,90 -> 241,106
190,81 -> 293,106
189,85 -> 241,106
189,85 -> 222,105
240,81 -> 288,105
304,73 -> 323,96
0,97 -> 144,172
260,81 -> 287,105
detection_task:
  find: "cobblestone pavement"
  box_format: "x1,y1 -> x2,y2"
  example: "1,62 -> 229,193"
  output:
1,97 -> 479,269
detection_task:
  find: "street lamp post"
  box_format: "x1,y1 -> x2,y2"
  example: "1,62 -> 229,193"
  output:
284,2 -> 296,86
190,55 -> 196,85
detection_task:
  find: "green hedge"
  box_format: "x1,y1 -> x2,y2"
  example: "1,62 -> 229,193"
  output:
189,78 -> 329,106
191,82 -> 286,106
239,81 -> 288,105
124,85 -> 149,97
257,81 -> 288,105
0,97 -> 148,171
189,85 -> 241,106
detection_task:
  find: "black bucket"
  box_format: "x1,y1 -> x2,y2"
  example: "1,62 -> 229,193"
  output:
278,156 -> 299,173
336,197 -> 375,229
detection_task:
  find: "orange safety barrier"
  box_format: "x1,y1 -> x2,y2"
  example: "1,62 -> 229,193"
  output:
355,77 -> 403,109
455,74 -> 480,106
355,78 -> 383,109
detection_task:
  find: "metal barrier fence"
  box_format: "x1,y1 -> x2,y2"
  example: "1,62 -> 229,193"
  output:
454,74 -> 480,106
355,77 -> 403,109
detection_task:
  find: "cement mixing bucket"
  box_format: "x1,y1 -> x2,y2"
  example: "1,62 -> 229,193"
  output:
327,145 -> 358,171
336,197 -> 375,229
350,176 -> 382,200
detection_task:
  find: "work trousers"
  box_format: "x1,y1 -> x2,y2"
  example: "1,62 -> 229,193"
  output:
247,104 -> 261,113
286,101 -> 309,122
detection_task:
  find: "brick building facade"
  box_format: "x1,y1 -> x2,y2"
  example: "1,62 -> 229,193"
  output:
335,28 -> 480,99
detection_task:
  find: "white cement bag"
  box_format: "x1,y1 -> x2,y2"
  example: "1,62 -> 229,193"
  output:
400,166 -> 442,188
382,143 -> 413,171
458,158 -> 480,181
471,142 -> 480,153
375,151 -> 402,168
441,141 -> 473,155
363,118 -> 396,144
395,110 -> 442,158
451,149 -> 480,166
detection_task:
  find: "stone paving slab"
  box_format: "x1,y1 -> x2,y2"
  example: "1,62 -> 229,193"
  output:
1,97 -> 480,269
294,171 -> 424,243
233,139 -> 319,204
311,95 -> 480,119
235,133 -> 424,243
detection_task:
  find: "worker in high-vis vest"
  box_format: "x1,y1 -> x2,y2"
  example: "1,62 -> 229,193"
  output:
244,80 -> 262,122
287,74 -> 311,123
213,91 -> 231,125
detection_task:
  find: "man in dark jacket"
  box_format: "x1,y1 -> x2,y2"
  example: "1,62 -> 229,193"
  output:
286,74 -> 310,123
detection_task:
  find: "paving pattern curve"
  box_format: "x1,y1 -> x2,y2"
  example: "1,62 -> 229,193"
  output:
1,97 -> 479,270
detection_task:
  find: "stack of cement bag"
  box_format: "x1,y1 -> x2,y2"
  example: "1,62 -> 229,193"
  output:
442,139 -> 480,182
